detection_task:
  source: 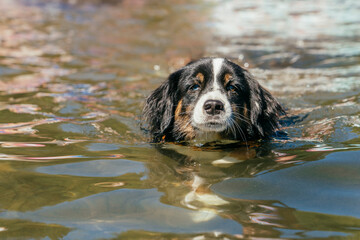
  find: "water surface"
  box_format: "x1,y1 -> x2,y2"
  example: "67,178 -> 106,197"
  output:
0,0 -> 360,239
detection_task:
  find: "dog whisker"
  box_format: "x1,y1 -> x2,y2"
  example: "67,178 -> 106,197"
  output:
227,118 -> 249,151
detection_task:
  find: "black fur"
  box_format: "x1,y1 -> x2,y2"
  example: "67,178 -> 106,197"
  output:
142,58 -> 285,143
239,67 -> 285,139
142,70 -> 183,142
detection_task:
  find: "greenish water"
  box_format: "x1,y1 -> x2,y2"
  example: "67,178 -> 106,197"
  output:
0,0 -> 360,239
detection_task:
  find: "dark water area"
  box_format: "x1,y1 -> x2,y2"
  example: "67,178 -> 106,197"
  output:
0,0 -> 360,239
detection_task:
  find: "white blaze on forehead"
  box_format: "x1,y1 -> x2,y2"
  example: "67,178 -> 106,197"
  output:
212,58 -> 224,90
192,58 -> 232,132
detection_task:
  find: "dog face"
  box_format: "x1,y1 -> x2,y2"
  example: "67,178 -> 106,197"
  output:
142,58 -> 284,143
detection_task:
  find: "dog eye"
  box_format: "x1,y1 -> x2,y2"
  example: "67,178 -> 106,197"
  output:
190,84 -> 200,91
226,85 -> 236,91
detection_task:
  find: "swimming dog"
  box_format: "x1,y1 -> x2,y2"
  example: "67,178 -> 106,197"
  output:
142,57 -> 284,143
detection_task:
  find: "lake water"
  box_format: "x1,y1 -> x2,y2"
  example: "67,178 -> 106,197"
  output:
0,0 -> 360,239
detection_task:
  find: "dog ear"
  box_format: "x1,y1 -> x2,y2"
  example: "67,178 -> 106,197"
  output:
244,71 -> 285,138
142,69 -> 183,142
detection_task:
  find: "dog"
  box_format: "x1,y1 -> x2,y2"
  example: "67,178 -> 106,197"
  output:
142,57 -> 285,143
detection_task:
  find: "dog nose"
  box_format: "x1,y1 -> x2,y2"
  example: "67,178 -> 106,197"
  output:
204,100 -> 224,115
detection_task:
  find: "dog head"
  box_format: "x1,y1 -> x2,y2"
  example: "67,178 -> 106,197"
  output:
142,58 -> 284,142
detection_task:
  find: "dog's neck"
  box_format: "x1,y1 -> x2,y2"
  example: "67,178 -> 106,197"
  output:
190,130 -> 222,145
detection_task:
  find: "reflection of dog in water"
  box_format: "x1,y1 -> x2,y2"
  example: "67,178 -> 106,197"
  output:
147,143 -> 296,238
142,57 -> 285,143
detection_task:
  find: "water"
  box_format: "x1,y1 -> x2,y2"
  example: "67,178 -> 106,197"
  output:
0,0 -> 359,239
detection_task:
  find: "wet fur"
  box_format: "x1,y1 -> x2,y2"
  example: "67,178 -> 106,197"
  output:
142,58 -> 285,143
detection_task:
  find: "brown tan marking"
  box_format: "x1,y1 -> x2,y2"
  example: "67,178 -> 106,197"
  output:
174,103 -> 196,140
243,103 -> 248,119
196,72 -> 204,83
175,99 -> 183,121
224,73 -> 232,85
